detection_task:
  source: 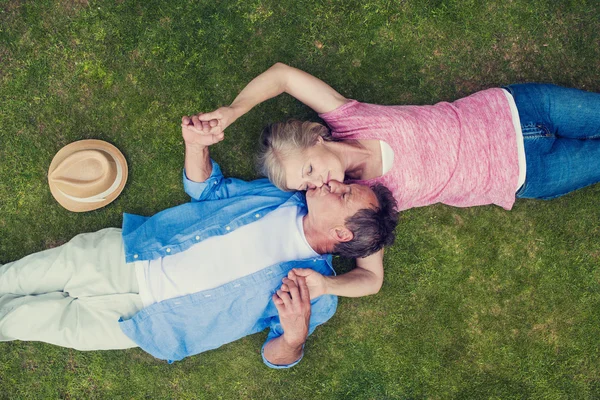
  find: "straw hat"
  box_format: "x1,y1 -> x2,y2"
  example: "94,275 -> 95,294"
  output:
48,139 -> 128,212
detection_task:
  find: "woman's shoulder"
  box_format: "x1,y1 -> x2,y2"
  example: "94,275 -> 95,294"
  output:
318,99 -> 360,120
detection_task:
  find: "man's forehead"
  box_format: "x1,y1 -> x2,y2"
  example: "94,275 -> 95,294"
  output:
351,184 -> 378,208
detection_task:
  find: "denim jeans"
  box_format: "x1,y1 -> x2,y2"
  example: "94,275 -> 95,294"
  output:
504,83 -> 600,199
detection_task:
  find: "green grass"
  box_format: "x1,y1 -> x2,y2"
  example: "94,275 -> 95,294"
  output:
1,0 -> 600,398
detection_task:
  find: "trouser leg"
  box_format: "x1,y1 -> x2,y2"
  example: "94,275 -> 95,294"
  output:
0,228 -> 143,349
507,83 -> 600,199
0,228 -> 137,297
507,83 -> 600,139
0,292 -> 142,350
517,137 -> 600,199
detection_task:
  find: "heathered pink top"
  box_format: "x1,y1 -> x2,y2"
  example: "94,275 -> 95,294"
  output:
318,88 -> 520,211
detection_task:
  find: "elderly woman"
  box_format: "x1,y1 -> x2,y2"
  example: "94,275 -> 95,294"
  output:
196,63 -> 600,210
192,63 -> 600,295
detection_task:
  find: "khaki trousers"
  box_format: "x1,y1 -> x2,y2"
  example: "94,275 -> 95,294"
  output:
0,228 -> 142,350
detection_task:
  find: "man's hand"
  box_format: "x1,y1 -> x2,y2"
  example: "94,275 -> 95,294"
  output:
286,269 -> 327,300
181,114 -> 225,148
273,275 -> 311,347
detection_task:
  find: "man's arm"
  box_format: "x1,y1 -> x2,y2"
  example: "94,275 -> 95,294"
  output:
290,249 -> 384,298
181,114 -> 295,203
181,114 -> 223,183
262,276 -> 311,367
191,63 -> 349,137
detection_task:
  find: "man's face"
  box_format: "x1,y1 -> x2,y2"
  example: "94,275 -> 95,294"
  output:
305,180 -> 379,233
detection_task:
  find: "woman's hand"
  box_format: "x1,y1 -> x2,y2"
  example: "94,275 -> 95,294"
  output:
283,249 -> 385,299
285,269 -> 328,300
193,106 -> 238,137
181,114 -> 225,148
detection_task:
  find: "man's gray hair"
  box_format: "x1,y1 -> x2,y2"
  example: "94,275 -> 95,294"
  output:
257,120 -> 336,190
334,183 -> 399,258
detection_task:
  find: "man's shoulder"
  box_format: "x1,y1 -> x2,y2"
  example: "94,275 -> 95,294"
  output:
228,177 -> 304,202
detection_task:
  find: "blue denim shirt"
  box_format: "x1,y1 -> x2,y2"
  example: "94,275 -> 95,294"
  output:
118,160 -> 338,368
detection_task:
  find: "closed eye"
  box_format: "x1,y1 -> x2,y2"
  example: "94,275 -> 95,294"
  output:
343,187 -> 353,200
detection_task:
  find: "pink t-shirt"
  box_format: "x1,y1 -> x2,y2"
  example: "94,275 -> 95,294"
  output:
318,88 -> 519,211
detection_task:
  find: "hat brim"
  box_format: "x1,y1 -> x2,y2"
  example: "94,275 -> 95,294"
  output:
48,139 -> 128,212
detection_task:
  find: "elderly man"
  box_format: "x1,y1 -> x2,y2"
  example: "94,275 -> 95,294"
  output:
0,115 -> 398,368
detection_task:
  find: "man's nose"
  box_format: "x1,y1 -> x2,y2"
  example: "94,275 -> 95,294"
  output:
327,180 -> 345,191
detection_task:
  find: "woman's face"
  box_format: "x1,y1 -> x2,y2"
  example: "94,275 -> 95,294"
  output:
283,140 -> 345,191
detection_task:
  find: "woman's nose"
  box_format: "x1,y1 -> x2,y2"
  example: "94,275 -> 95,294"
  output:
311,178 -> 324,188
305,181 -> 319,189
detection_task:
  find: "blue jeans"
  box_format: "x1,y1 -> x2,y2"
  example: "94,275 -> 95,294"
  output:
504,83 -> 600,199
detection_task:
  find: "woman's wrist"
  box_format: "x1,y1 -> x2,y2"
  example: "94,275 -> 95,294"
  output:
322,275 -> 334,296
228,103 -> 246,122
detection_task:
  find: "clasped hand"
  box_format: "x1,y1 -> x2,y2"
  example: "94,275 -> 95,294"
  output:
181,107 -> 236,147
273,273 -> 312,347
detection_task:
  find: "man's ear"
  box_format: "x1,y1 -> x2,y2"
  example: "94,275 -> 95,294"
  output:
331,226 -> 354,243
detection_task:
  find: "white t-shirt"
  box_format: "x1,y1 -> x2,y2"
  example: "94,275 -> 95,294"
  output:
134,206 -> 318,307
501,89 -> 526,190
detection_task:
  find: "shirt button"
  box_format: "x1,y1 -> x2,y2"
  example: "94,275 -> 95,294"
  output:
225,226 -> 231,231
213,181 -> 217,185
166,248 -> 171,253
133,254 -> 139,259
195,235 -> 200,240
255,213 -> 260,218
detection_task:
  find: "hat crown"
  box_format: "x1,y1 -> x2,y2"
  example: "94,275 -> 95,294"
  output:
49,149 -> 117,199
48,139 -> 128,212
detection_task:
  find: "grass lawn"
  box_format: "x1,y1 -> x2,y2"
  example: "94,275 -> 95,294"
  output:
1,0 -> 600,398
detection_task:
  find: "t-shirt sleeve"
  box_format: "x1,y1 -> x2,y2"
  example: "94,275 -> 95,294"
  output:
260,294 -> 338,369
318,100 -> 370,139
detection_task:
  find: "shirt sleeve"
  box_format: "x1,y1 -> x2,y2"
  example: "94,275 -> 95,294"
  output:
260,294 -> 338,369
183,159 -> 286,202
261,329 -> 305,369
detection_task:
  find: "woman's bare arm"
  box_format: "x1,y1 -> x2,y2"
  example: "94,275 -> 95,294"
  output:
290,248 -> 384,298
195,63 -> 349,135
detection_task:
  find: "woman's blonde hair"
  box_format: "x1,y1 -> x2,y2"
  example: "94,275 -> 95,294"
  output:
257,120 -> 337,190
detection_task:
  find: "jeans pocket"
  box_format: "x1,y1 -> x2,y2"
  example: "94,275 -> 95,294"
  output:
521,122 -> 552,138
